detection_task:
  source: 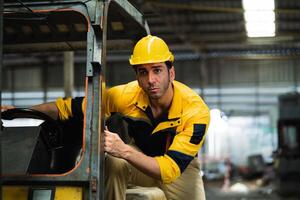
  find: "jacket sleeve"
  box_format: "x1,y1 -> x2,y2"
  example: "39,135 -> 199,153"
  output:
105,86 -> 124,117
54,85 -> 124,121
154,106 -> 210,184
55,97 -> 85,121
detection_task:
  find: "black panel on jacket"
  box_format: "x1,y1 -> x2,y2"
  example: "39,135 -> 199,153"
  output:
55,97 -> 84,173
124,117 -> 176,157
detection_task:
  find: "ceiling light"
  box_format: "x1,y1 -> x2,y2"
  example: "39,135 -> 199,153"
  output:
244,11 -> 275,22
242,0 -> 275,38
246,22 -> 275,37
242,0 -> 274,10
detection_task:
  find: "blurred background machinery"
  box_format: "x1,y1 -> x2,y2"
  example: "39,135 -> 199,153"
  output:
2,0 -> 300,199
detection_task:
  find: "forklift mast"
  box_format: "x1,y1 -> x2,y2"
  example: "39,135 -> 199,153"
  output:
0,1 -> 149,200
1,0 -> 3,198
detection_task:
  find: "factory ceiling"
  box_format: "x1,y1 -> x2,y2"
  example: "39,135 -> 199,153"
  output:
3,0 -> 300,58
129,0 -> 300,58
2,0 -> 300,116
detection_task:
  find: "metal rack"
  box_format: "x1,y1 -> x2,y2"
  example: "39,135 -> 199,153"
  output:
1,1 -> 149,199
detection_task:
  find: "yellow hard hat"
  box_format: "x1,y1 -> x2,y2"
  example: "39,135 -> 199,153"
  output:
129,35 -> 174,65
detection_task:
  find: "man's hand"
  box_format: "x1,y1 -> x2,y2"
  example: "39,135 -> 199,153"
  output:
103,126 -> 161,180
104,126 -> 128,158
1,103 -> 58,120
1,105 -> 15,112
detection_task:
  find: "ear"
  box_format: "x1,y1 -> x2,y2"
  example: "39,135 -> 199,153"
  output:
169,66 -> 175,82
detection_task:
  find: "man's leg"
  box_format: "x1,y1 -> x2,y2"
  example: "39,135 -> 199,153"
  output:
105,155 -> 131,200
105,154 -> 164,200
129,163 -> 163,188
127,163 -> 167,200
161,158 -> 205,200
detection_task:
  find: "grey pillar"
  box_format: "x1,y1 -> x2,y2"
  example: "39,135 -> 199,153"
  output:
199,57 -> 207,98
64,51 -> 74,98
0,0 -> 3,196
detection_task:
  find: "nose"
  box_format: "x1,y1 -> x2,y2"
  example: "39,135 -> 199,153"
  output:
147,71 -> 156,84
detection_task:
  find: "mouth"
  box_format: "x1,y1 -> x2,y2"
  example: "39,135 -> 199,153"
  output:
148,87 -> 159,93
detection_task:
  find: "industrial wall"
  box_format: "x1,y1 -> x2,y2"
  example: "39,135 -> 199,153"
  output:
2,53 -> 300,117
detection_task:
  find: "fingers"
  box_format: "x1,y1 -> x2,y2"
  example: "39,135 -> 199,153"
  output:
104,128 -> 117,148
104,126 -> 114,136
1,105 -> 15,112
104,127 -> 118,139
104,126 -> 113,153
103,127 -> 122,156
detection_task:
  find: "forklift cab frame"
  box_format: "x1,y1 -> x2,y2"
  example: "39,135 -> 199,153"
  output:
0,0 -> 149,199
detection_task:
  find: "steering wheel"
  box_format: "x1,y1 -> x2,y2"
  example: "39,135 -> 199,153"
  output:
2,108 -> 65,173
2,108 -> 63,150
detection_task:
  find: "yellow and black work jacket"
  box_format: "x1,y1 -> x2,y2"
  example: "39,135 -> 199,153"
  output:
55,80 -> 210,184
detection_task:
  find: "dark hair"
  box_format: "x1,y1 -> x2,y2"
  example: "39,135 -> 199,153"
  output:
165,61 -> 173,69
132,61 -> 173,73
132,65 -> 138,72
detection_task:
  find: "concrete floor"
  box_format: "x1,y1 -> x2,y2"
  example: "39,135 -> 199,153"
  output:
205,179 -> 299,200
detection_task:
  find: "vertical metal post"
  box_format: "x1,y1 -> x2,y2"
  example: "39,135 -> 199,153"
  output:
199,55 -> 208,98
88,1 -> 105,199
11,68 -> 15,105
293,60 -> 298,93
90,26 -> 103,200
41,61 -> 48,103
85,9 -> 104,198
91,59 -> 101,200
217,58 -> 222,111
64,51 -> 74,98
0,0 -> 3,198
83,28 -> 94,200
99,3 -> 109,200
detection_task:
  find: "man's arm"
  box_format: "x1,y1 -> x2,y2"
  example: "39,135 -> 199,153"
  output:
31,102 -> 59,120
1,102 -> 58,120
104,127 -> 161,180
1,105 -> 15,112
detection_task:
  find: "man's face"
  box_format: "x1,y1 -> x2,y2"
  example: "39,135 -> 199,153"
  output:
136,62 -> 175,100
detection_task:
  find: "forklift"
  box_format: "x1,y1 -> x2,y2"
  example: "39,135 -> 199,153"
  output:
0,0 -> 149,199
276,92 -> 300,196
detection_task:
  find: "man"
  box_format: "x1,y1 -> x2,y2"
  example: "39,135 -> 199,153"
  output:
102,35 -> 210,199
2,35 -> 210,199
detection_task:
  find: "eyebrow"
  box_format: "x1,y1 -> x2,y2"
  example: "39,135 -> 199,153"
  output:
137,68 -> 146,71
137,65 -> 164,72
150,65 -> 165,70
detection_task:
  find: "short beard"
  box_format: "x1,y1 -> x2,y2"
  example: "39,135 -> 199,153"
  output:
148,74 -> 171,100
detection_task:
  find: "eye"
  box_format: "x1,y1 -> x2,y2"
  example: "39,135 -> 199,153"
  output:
138,70 -> 147,76
153,68 -> 162,74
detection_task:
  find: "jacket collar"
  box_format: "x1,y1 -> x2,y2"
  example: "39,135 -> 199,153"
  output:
168,81 -> 182,120
133,81 -> 182,120
133,86 -> 149,111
